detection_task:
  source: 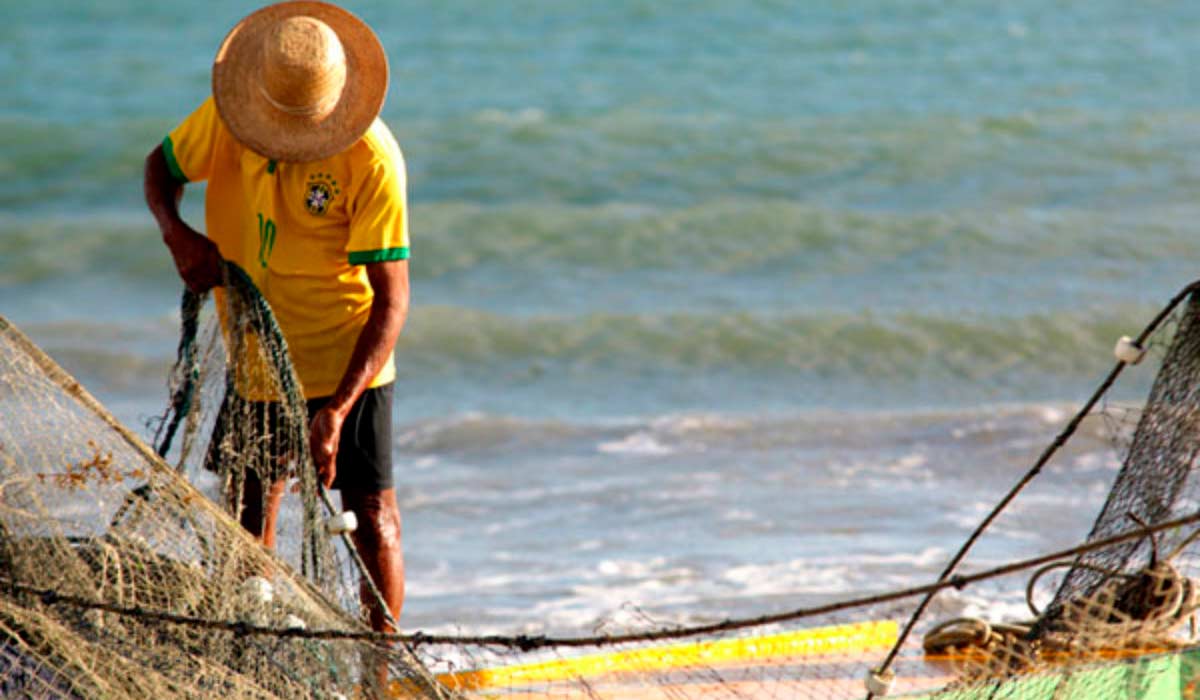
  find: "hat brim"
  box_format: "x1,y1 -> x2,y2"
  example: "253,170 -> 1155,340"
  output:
212,1 -> 388,163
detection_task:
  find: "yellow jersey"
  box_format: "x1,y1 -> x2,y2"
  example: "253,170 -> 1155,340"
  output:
164,97 -> 409,398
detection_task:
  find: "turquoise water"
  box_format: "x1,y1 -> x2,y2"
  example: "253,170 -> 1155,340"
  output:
3,1 -> 1199,633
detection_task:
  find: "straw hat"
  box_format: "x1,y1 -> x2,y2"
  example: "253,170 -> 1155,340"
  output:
212,1 -> 388,163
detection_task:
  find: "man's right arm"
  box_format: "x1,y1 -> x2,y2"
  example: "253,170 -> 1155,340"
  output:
144,144 -> 223,293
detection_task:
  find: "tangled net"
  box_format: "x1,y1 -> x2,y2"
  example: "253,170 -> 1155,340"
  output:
0,264 -> 448,699
4,270 -> 1200,699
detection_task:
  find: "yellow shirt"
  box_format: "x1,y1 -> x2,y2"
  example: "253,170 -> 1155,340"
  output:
164,97 -> 409,398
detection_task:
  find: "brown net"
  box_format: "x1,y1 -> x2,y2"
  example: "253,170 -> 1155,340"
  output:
5,270 -> 1200,699
0,264 -> 450,699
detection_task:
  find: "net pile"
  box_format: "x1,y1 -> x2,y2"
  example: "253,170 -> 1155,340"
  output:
0,266 -> 448,699
5,271 -> 1200,699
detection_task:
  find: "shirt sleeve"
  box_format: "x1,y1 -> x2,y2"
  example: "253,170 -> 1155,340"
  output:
347,150 -> 410,265
162,97 -> 221,183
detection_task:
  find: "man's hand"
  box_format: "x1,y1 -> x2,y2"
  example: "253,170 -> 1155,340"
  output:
164,222 -> 224,293
312,261 -> 409,491
310,404 -> 348,489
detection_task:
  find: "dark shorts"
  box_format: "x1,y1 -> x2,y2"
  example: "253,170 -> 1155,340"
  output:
205,383 -> 394,492
308,383 -> 394,492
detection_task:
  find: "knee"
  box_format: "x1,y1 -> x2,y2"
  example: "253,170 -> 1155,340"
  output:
369,506 -> 402,547
345,490 -> 402,549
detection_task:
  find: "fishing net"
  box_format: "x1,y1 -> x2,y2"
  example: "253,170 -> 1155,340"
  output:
0,264 -> 450,699
152,266 -> 340,599
905,288 -> 1200,699
1034,291 -> 1200,633
5,268 -> 1200,699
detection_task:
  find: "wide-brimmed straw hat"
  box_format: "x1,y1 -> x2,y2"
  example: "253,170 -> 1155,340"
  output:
212,1 -> 388,163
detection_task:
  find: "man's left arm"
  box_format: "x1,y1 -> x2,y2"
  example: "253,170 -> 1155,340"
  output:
310,260 -> 410,488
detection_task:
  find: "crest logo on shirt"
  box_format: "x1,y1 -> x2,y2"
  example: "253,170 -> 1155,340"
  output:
304,172 -> 340,216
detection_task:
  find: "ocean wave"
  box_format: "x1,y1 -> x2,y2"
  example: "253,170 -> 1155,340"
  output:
7,198 -> 1198,292
396,412 -> 588,453
6,105 -> 1200,214
391,403 -> 1114,459
10,300 -> 1160,412
397,304 -> 1150,379
7,296 -> 1164,419
0,115 -> 168,212
0,214 -> 176,286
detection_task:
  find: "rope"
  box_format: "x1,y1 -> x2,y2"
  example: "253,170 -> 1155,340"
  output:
153,288 -> 205,461
922,617 -> 1032,655
925,559 -> 1198,655
866,279 -> 1200,698
1024,561 -> 1127,617
7,507 -> 1200,651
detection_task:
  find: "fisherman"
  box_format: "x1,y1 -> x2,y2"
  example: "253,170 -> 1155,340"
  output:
143,1 -> 408,635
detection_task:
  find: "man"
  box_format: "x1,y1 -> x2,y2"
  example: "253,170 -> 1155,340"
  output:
143,1 -> 408,634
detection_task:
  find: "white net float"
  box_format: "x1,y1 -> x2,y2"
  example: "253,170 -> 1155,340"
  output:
239,576 -> 274,606
1114,335 -> 1146,365
282,614 -> 307,631
865,667 -> 895,696
325,510 -> 358,535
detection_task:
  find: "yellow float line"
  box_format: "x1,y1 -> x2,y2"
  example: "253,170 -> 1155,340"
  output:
427,620 -> 898,692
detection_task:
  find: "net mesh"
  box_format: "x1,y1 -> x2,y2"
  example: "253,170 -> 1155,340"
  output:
152,266 -> 343,604
0,266 -> 449,699
1034,293 -> 1200,635
4,271 -> 1200,699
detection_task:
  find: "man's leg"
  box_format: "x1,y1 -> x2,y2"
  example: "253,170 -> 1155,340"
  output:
341,486 -> 405,631
213,396 -> 290,548
239,469 -> 287,549
318,384 -> 401,631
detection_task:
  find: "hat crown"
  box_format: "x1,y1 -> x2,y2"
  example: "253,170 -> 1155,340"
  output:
258,16 -> 347,118
213,1 -> 389,162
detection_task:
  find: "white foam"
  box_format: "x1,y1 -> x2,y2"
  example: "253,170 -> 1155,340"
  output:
853,546 -> 946,569
1038,406 -> 1066,424
597,431 -> 675,456
928,588 -> 1029,624
721,508 -> 756,523
475,107 -> 546,126
1006,22 -> 1029,39
884,453 -> 933,479
722,560 -> 852,597
596,557 -> 668,578
412,456 -> 439,470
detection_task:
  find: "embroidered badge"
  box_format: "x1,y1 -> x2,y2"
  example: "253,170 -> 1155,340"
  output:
304,172 -> 341,216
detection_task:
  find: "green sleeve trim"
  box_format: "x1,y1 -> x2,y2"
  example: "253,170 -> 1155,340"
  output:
162,136 -> 188,183
349,247 -> 410,265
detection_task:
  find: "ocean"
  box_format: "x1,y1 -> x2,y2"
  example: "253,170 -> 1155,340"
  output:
3,0 -> 1199,636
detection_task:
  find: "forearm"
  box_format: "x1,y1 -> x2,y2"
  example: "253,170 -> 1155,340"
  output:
326,261 -> 410,416
145,145 -> 223,292
144,145 -> 188,242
